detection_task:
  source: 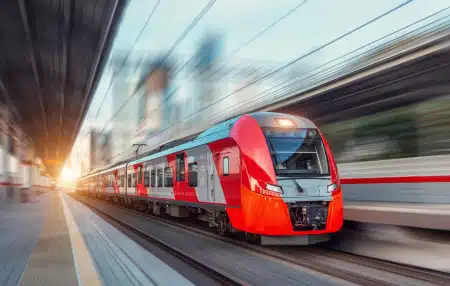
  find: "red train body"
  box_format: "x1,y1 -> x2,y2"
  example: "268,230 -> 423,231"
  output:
76,112 -> 343,245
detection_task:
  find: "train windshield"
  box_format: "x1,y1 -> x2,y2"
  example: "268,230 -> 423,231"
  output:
262,127 -> 330,176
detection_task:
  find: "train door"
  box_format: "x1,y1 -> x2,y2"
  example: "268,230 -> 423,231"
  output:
176,153 -> 186,200
206,152 -> 216,202
134,164 -> 144,196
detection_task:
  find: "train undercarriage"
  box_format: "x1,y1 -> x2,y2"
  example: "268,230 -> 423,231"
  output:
81,192 -> 331,245
88,192 -> 235,236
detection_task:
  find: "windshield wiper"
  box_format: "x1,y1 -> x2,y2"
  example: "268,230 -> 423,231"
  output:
268,140 -> 305,193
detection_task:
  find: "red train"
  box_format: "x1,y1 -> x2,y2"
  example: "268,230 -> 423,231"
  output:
76,112 -> 343,245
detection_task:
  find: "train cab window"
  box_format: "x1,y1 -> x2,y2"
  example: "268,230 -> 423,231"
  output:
128,174 -> 132,187
223,157 -> 229,176
188,162 -> 198,187
176,153 -> 185,181
144,170 -> 150,187
263,127 -> 330,176
164,167 -> 173,187
151,170 -> 156,187
157,169 -> 163,187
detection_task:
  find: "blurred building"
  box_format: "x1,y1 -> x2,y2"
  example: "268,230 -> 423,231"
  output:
135,58 -> 171,143
89,129 -> 112,171
111,64 -> 135,159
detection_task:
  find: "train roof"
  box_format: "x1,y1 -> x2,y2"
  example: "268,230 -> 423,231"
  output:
129,115 -> 242,166
77,112 -> 316,179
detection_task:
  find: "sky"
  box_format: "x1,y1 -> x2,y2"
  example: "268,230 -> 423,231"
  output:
68,0 -> 450,174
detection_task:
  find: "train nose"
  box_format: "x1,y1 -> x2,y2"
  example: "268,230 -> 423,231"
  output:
277,178 -> 331,199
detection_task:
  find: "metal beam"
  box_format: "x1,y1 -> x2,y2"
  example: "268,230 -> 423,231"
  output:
261,36 -> 450,113
68,0 -> 126,157
0,79 -> 22,123
17,0 -> 49,159
57,0 -> 74,162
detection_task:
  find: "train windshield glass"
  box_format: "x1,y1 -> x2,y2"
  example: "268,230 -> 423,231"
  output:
262,127 -> 330,176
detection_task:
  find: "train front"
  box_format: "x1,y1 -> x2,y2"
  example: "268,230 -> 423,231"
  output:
229,112 -> 343,245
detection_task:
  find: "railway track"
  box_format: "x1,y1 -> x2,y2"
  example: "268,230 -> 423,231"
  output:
74,194 -> 450,286
75,196 -> 244,286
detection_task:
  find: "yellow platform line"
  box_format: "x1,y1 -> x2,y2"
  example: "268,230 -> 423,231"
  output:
59,192 -> 102,286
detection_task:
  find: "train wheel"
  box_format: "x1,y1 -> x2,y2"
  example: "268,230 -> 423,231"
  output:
216,214 -> 233,237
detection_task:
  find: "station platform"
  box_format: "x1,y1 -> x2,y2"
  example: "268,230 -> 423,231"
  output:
0,190 -> 195,286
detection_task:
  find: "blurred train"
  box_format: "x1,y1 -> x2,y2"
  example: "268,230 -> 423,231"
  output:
321,95 -> 450,205
76,112 -> 344,245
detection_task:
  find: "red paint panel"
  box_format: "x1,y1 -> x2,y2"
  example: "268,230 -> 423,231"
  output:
0,182 -> 22,186
113,170 -> 120,194
229,184 -> 343,235
208,138 -> 241,206
133,164 -> 148,197
230,115 -> 277,190
169,152 -> 200,203
319,130 -> 339,186
342,175 -> 450,184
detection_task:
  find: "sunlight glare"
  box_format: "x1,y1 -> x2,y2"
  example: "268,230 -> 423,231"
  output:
60,167 -> 75,181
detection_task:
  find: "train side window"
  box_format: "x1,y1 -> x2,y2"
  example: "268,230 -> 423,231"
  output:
132,173 -> 136,187
188,162 -> 198,187
151,169 -> 156,187
128,174 -> 131,187
176,153 -> 185,181
223,157 -> 229,176
121,175 -> 125,187
137,167 -> 142,185
144,170 -> 150,187
157,168 -> 163,187
164,167 -> 173,187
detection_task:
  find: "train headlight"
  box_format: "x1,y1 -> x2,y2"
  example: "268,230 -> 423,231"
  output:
275,118 -> 296,128
327,183 -> 338,193
266,183 -> 284,194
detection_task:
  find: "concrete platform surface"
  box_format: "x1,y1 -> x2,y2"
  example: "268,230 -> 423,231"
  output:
1,190 -> 196,286
61,192 -> 195,286
20,192 -> 79,286
0,191 -> 49,286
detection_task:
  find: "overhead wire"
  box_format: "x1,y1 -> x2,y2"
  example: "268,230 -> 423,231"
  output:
132,0 -> 310,135
207,14 -> 450,122
75,0 -> 161,148
131,0 -> 417,149
93,0 -> 161,120
93,0 -> 218,152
